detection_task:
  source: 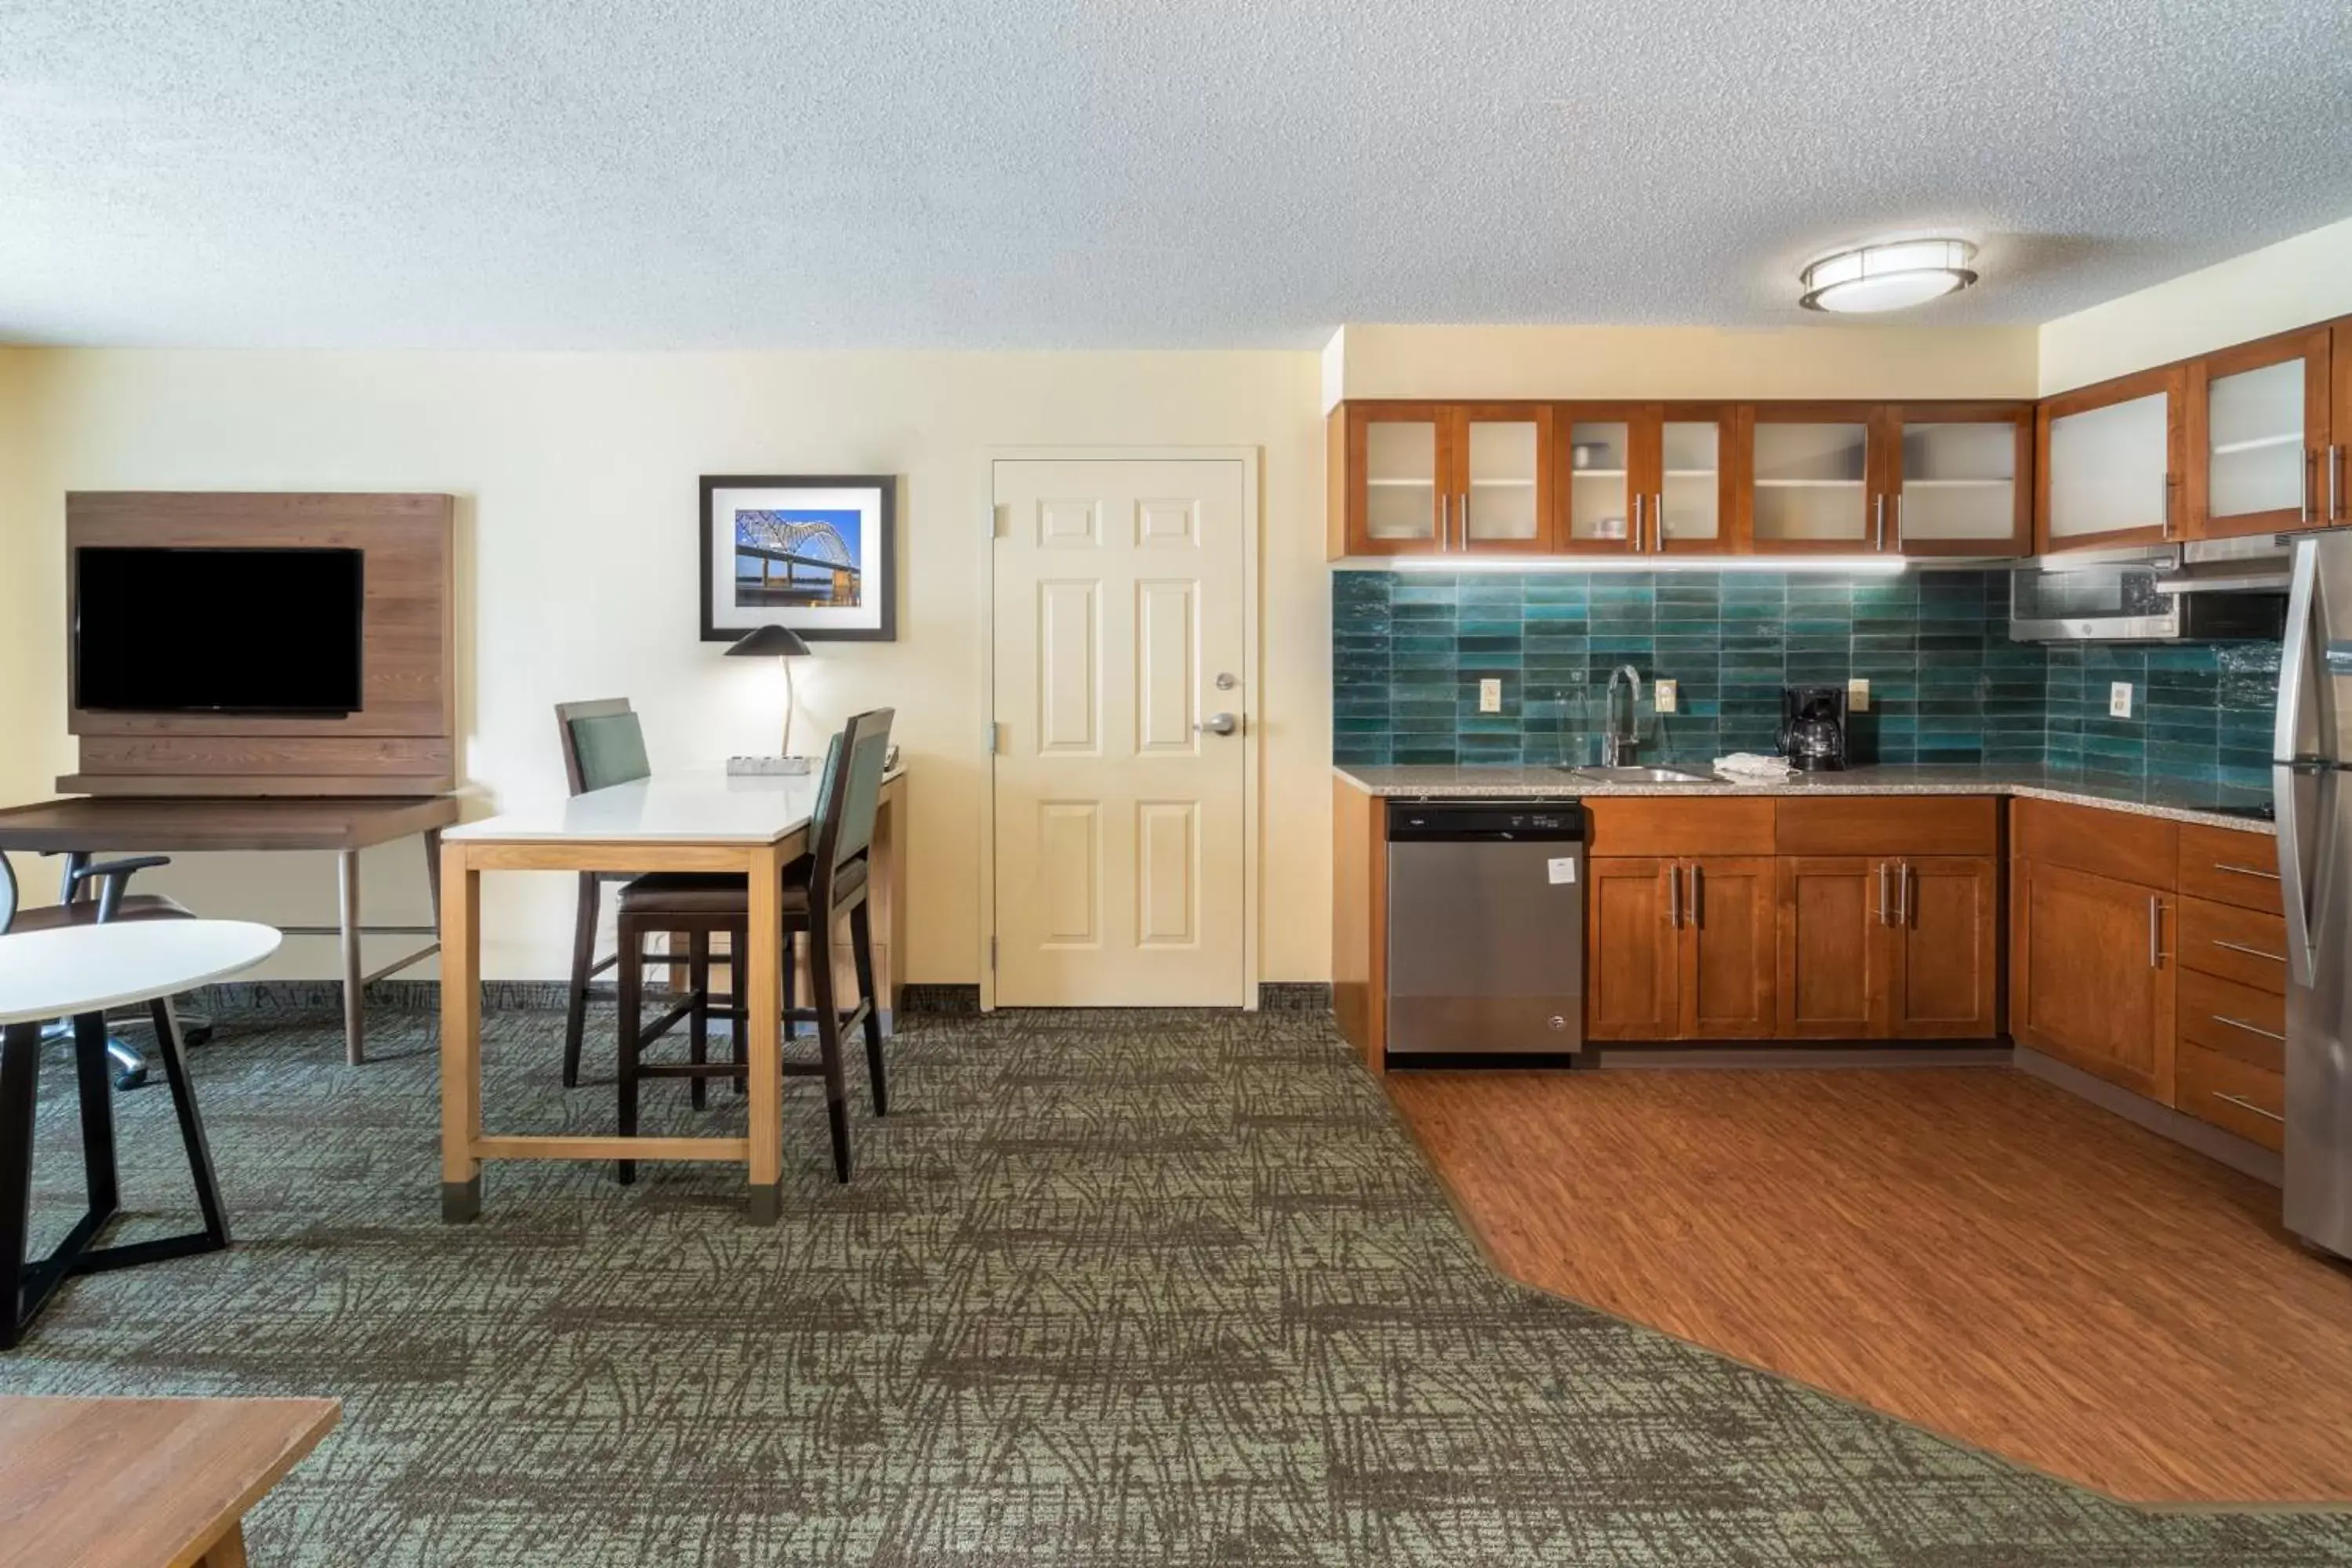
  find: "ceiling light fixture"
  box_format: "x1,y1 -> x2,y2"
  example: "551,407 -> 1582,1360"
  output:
1798,238 -> 1978,314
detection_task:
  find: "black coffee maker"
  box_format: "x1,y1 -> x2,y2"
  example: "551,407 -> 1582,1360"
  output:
1780,686 -> 1849,771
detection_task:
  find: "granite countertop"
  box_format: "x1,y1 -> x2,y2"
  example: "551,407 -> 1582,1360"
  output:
1331,762 -> 2278,836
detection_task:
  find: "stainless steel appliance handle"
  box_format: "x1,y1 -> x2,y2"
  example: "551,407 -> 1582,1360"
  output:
2278,762 -> 2323,987
2147,895 -> 2164,968
2214,1091 -> 2286,1124
2274,538 -> 2326,985
2212,938 -> 2288,964
1877,861 -> 1891,927
2213,1014 -> 2288,1044
1653,493 -> 1665,554
1668,862 -> 1682,928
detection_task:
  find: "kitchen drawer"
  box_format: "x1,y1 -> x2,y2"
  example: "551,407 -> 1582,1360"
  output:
2177,896 -> 2288,994
2176,1040 -> 2285,1152
2176,967 -> 2286,1073
1774,796 -> 1997,856
2012,798 -> 2176,889
2176,823 -> 2284,915
1585,797 -> 1774,857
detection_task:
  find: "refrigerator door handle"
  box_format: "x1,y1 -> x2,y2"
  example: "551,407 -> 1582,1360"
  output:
2277,760 -> 2324,987
2277,538 -> 2321,765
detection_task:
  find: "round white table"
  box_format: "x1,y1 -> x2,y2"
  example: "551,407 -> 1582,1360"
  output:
1,920 -> 280,1351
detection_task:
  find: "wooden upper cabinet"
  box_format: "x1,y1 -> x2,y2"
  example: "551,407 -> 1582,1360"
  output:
1745,403 -> 1882,554
2334,321 -> 2352,528
2036,365 -> 2186,553
1883,405 -> 2034,558
1330,401 -> 1553,558
2186,327 -> 2333,540
1558,403 -> 1743,557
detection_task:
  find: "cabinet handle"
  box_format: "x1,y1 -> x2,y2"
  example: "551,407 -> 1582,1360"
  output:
1653,493 -> 1666,554
2148,896 -> 2165,967
1632,492 -> 1644,554
1436,492 -> 1449,552
2332,443 -> 2343,522
1686,863 -> 1701,926
1874,493 -> 1886,552
1460,492 -> 1471,550
1668,862 -> 1682,929
2162,472 -> 2176,539
1897,862 -> 1913,928
2213,1091 -> 2285,1124
2212,862 -> 2281,881
2212,938 -> 2288,964
1877,862 -> 1892,927
2212,1014 -> 2288,1044
2304,447 -> 2316,526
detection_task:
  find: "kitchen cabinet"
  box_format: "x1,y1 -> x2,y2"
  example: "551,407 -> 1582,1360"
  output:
1558,403 -> 1742,556
1746,403 -> 1882,553
1586,858 -> 1679,1040
1885,405 -> 2034,557
2172,821 -> 2288,1151
1776,854 -> 2000,1039
1329,401 -> 1553,558
2185,327 -> 2332,539
2334,321 -> 2352,527
2012,860 -> 2175,1100
1679,858 -> 1777,1036
2036,366 -> 2186,552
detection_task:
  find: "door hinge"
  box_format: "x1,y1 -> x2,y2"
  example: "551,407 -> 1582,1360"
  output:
988,503 -> 1004,539
984,720 -> 1000,754
989,935 -> 999,971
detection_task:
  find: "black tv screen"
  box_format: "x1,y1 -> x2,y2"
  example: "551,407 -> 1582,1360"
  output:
74,546 -> 366,715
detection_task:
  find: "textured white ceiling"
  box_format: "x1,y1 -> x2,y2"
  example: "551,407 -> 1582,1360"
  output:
3,0 -> 2350,348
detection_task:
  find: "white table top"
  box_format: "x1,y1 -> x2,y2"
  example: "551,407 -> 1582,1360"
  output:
444,766 -> 848,845
0,920 -> 283,1027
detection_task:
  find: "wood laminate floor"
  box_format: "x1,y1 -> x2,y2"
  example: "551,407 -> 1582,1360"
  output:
1387,1064 -> 2352,1506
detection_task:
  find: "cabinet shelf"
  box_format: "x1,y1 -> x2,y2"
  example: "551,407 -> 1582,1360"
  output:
1365,477 -> 1437,488
1755,478 -> 1866,488
1904,477 -> 2013,488
2210,432 -> 2303,457
1468,477 -> 1535,487
1570,468 -> 1628,478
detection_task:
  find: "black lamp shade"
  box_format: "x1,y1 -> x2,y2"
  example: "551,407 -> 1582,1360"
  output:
725,625 -> 811,659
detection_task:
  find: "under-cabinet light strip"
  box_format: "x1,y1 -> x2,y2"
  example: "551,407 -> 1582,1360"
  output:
1346,555 -> 1915,575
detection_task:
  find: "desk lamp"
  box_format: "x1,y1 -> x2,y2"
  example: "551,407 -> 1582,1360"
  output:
725,625 -> 813,775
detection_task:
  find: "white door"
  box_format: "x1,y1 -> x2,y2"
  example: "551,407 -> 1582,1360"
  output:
991,457 -> 1250,1006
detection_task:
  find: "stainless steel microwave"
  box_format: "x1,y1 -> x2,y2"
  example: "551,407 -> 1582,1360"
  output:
2009,540 -> 2291,644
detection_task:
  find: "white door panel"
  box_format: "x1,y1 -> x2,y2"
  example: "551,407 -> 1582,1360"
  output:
993,458 -> 1248,1006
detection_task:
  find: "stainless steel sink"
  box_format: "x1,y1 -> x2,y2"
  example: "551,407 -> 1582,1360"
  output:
1561,765 -> 1719,785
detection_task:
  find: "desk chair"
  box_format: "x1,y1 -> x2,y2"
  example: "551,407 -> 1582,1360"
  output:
556,699 -> 740,1087
0,851 -> 202,1089
615,707 -> 894,1187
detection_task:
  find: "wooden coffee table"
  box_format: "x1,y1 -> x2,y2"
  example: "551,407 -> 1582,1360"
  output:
0,1394 -> 339,1566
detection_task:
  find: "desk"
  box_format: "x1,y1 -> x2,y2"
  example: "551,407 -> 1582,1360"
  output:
0,795 -> 459,1065
2,920 -> 282,1350
438,768 -> 906,1224
0,1394 -> 339,1566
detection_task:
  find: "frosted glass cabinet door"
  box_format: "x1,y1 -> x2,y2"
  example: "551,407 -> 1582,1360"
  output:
1357,411 -> 1442,550
2043,376 -> 2177,546
2190,330 -> 2328,539
1563,416 -> 1636,548
1657,418 -> 1725,547
1893,411 -> 2029,555
1461,412 -> 1547,548
1751,417 -> 1871,546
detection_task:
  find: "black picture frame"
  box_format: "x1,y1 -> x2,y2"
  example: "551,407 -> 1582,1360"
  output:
699,474 -> 897,642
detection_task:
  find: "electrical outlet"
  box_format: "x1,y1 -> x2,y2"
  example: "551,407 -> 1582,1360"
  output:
1654,678 -> 1678,714
1479,677 -> 1503,713
2110,681 -> 2133,719
1847,677 -> 1870,713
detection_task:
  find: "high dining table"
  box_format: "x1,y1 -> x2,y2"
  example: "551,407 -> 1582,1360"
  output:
437,766 -> 906,1224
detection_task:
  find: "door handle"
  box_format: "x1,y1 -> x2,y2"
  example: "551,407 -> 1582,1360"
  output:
2304,446 -> 2316,526
1632,492 -> 1644,554
1889,493 -> 1901,550
1685,863 -> 1701,926
1874,493 -> 1886,552
1194,712 -> 1240,736
1896,862 -> 1911,928
1653,493 -> 1666,554
1459,492 -> 1472,550
2332,443 -> 2343,522
2147,896 -> 2166,968
1877,861 -> 1891,927
1438,492 -> 1450,552
1668,862 -> 1682,928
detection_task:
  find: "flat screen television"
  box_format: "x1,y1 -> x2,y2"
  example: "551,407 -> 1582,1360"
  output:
74,546 -> 366,715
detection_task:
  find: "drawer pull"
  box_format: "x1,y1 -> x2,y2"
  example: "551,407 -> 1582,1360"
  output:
2212,862 -> 2281,882
2211,938 -> 2287,964
2212,1014 -> 2288,1044
2212,1091 -> 2285,1124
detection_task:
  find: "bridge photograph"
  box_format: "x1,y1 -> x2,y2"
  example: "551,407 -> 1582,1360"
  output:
733,507 -> 863,609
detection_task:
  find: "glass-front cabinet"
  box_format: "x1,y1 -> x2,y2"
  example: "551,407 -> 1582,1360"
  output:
1335,401 -> 1552,556
1556,403 -> 1738,555
1748,405 -> 1878,552
2037,367 -> 2183,551
1885,405 -> 2032,557
2187,328 -> 2331,539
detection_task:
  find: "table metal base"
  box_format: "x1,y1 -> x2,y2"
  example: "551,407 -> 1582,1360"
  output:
1,1007 -> 230,1352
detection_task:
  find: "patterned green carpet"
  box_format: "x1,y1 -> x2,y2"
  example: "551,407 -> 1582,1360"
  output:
4,1006 -> 2350,1566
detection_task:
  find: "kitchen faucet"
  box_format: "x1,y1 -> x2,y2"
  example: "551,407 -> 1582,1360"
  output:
1602,664 -> 1642,767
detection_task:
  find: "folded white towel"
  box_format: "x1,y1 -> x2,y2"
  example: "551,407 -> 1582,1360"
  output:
1713,753 -> 1798,782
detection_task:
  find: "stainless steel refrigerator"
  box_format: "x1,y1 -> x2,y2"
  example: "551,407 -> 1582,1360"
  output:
2278,535 -> 2352,1259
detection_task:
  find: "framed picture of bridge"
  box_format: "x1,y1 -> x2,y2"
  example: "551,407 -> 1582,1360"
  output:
699,474 -> 896,642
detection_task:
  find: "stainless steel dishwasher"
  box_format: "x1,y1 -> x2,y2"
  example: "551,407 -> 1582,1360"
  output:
1385,798 -> 1584,1056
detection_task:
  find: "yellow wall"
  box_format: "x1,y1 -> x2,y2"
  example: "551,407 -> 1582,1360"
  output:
1332,323 -> 2040,404
0,350 -> 60,813
18,349 -> 1330,982
2038,213 -> 2352,395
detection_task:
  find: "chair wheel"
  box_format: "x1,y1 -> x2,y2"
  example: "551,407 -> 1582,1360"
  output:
183,1026 -> 214,1048
114,1065 -> 150,1091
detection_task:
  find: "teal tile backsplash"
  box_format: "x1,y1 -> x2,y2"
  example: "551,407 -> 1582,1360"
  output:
1332,568 -> 2279,789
